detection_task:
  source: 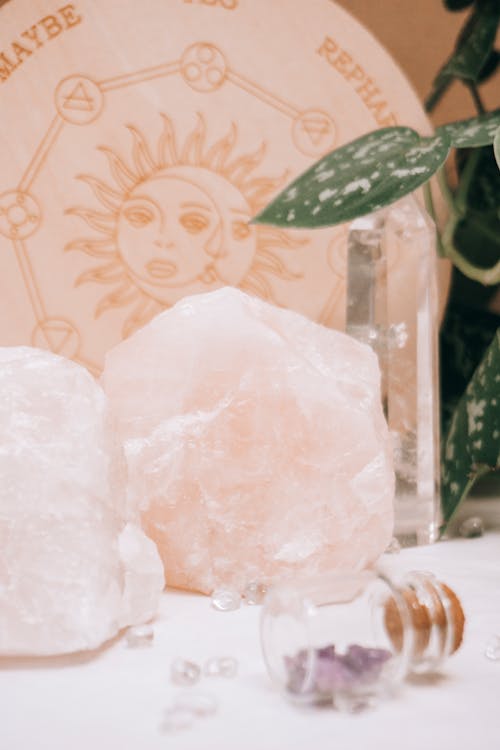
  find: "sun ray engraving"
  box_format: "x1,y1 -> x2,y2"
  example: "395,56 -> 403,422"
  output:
66,113 -> 305,336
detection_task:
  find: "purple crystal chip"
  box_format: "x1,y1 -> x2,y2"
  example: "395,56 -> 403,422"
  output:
285,643 -> 392,696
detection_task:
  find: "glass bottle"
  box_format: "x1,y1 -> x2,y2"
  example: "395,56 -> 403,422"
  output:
260,569 -> 464,712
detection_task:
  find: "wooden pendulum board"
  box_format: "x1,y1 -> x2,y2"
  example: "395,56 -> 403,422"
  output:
0,0 -> 442,374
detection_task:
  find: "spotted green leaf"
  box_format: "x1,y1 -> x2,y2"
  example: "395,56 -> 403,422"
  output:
253,129 -> 450,229
442,329 -> 500,526
426,0 -> 500,111
438,109 -> 500,148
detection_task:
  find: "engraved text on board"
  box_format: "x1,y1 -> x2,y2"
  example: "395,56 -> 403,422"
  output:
0,4 -> 83,84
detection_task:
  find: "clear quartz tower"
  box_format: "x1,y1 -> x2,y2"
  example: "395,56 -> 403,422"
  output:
346,196 -> 441,545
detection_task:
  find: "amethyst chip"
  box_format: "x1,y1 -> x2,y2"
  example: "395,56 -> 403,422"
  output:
285,643 -> 392,696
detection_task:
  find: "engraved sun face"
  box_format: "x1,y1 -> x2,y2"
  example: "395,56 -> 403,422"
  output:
67,114 -> 304,336
117,173 -> 222,295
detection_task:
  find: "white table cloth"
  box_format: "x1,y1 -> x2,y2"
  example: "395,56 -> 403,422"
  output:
2,498 -> 499,750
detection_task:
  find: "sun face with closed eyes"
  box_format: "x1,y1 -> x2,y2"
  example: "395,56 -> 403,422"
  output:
66,114 -> 305,336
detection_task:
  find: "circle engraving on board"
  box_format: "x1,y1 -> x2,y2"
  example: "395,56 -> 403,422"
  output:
0,191 -> 41,240
181,43 -> 228,92
55,76 -> 104,125
292,110 -> 337,157
32,319 -> 81,358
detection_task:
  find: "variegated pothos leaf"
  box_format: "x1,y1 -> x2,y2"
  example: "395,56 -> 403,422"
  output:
253,129 -> 450,229
442,329 -> 500,526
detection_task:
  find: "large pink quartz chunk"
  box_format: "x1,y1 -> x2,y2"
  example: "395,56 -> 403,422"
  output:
0,348 -> 164,656
103,289 -> 394,594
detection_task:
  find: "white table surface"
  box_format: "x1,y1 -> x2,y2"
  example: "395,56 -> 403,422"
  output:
1,498 -> 500,750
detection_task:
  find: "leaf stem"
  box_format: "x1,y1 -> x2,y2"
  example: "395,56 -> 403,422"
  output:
437,167 -> 456,213
468,82 -> 486,115
423,181 -> 436,221
454,148 -> 482,215
423,181 -> 447,257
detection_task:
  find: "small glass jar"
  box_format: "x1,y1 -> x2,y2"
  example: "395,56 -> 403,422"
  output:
260,569 -> 464,711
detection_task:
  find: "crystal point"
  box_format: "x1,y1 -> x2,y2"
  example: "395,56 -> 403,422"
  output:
347,196 -> 441,545
0,347 -> 164,656
103,289 -> 394,593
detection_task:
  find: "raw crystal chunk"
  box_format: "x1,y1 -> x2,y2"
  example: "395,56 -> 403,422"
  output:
0,347 -> 164,656
103,288 -> 394,594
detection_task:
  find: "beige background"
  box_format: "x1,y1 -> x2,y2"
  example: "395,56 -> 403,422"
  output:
337,0 -> 499,125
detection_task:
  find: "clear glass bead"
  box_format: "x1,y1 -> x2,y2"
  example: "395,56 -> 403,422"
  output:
485,636 -> 500,661
458,516 -> 484,539
170,658 -> 201,686
159,707 -> 194,733
211,588 -> 241,612
384,538 -> 401,555
173,691 -> 218,717
244,581 -> 267,605
204,655 -> 239,678
125,624 -> 154,648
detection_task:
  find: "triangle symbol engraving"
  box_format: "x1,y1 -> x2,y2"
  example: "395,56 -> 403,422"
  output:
301,116 -> 332,145
44,324 -> 73,354
63,82 -> 95,112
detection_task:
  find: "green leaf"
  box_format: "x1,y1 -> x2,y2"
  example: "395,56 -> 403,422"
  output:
440,302 -> 500,435
437,109 -> 500,147
442,145 -> 500,284
426,0 -> 500,111
447,213 -> 500,284
443,0 -> 474,9
494,127 -> 500,169
253,129 -> 450,229
477,48 -> 500,82
455,145 -> 500,213
441,329 -> 500,526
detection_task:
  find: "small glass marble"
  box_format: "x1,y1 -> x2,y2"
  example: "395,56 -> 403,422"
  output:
458,516 -> 484,539
170,659 -> 201,686
261,569 -> 465,711
211,588 -> 241,612
244,581 -> 267,605
173,691 -> 218,717
485,636 -> 500,661
159,708 -> 194,733
204,656 -> 239,678
125,624 -> 155,648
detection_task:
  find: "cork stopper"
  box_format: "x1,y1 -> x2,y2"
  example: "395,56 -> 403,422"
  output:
383,575 -> 465,668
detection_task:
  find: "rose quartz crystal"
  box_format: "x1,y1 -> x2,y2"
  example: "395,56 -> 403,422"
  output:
103,289 -> 394,594
0,347 -> 164,656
